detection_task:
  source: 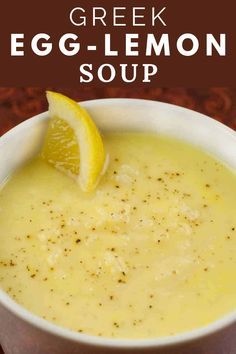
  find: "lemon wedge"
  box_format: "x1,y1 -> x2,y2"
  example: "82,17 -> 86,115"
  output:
41,91 -> 106,192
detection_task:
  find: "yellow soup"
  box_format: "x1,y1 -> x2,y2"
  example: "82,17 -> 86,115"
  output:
0,133 -> 236,339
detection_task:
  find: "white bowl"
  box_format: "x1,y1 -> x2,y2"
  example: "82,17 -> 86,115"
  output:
0,99 -> 236,354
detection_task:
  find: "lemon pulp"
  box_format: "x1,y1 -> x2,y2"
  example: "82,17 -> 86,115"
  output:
41,91 -> 106,192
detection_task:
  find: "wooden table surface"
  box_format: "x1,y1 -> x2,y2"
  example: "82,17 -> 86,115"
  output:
0,87 -> 236,354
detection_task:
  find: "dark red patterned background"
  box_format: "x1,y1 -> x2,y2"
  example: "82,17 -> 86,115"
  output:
0,87 -> 236,353
0,88 -> 236,137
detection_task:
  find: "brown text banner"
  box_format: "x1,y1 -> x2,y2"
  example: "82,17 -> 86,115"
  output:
0,0 -> 235,87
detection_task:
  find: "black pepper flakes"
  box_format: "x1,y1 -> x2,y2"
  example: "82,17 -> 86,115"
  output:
113,322 -> 120,328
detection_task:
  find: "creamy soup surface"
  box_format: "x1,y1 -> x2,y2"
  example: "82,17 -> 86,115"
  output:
0,133 -> 236,339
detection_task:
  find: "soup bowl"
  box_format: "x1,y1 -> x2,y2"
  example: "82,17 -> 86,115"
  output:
0,98 -> 236,354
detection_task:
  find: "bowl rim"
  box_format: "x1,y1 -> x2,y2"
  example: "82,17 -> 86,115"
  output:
0,97 -> 236,349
